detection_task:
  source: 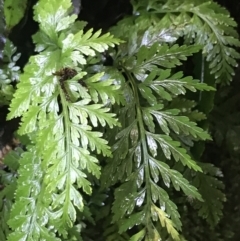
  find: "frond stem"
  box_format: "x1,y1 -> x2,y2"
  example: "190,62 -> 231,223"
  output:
124,67 -> 152,227
58,84 -> 72,223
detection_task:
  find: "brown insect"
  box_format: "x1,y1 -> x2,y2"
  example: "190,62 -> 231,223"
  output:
53,68 -> 77,101
53,67 -> 87,101
53,67 -> 78,79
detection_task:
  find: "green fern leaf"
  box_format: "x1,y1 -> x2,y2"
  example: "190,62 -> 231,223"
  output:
129,229 -> 145,241
104,23 -> 214,238
133,0 -> 240,84
150,182 -> 182,230
161,0 -> 240,84
119,212 -> 145,234
192,163 -> 226,227
7,148 -> 60,241
149,157 -> 202,200
0,148 -> 22,240
131,44 -> 201,78
33,0 -> 77,38
145,107 -> 211,140
147,133 -> 202,171
85,72 -> 121,105
7,0 -> 121,232
146,70 -> 215,101
152,205 -> 180,241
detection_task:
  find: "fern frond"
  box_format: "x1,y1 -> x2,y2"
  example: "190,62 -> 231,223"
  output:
149,157 -> 202,200
143,106 -> 211,140
131,44 -> 201,78
136,0 -> 240,84
99,21 -> 219,237
192,163 -> 226,227
7,148 -> 60,241
0,182 -> 16,240
85,72 -> 121,104
147,133 -> 202,171
7,0 -> 121,234
0,148 -> 22,240
147,70 -> 214,100
104,64 -> 209,240
152,205 -> 180,240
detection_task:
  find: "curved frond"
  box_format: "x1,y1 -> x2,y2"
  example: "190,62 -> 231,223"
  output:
7,0 -> 121,235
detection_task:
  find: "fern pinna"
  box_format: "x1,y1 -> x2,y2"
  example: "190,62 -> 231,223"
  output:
0,0 -> 239,240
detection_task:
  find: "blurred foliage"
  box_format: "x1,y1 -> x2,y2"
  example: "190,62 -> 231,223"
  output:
0,0 -> 5,60
0,40 -> 20,105
4,0 -> 28,32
